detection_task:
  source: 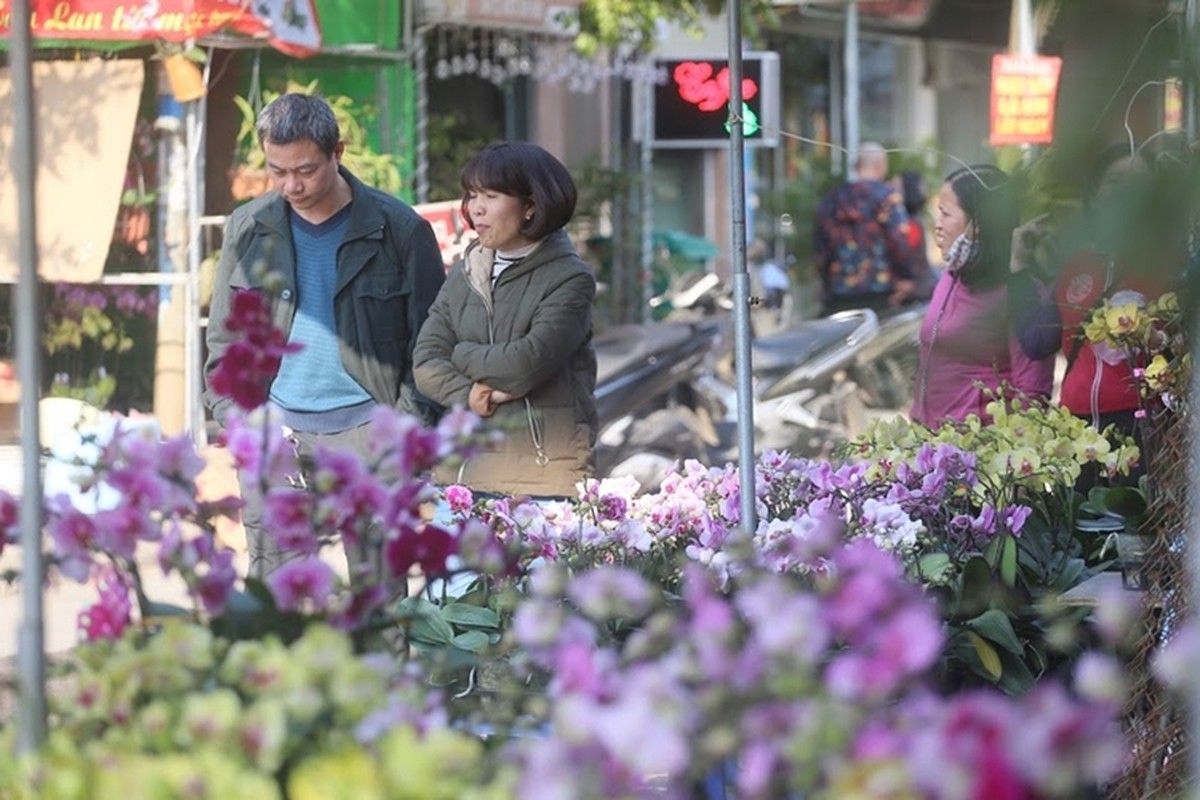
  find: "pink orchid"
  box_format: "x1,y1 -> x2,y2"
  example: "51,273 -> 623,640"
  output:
77,566 -> 132,642
267,557 -> 336,612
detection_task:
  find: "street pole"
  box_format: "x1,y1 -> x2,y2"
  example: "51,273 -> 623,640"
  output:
609,66 -> 627,322
843,0 -> 859,176
153,72 -> 189,438
1011,0 -> 1036,57
640,69 -> 655,325
1186,0 -> 1200,792
726,0 -> 757,535
185,78 -> 207,444
9,0 -> 47,753
414,26 -> 429,204
1187,0 -> 1198,141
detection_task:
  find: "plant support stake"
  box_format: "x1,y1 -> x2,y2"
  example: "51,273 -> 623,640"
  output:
727,0 -> 757,535
9,0 -> 48,753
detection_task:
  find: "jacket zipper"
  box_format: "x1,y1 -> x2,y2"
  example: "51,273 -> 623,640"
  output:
467,255 -> 549,467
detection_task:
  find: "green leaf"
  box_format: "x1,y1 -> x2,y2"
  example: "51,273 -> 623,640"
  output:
409,614 -> 455,646
957,556 -> 996,615
441,603 -> 501,630
1084,486 -> 1146,520
968,631 -> 1003,681
916,552 -> 953,583
451,630 -> 491,653
142,600 -> 190,619
1000,535 -> 1017,587
243,577 -> 277,609
1051,558 -> 1088,592
395,596 -> 439,618
396,596 -> 457,646
222,586 -> 268,614
965,609 -> 1025,656
995,648 -> 1038,695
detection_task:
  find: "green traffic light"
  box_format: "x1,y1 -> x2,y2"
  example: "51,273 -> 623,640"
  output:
724,102 -> 760,136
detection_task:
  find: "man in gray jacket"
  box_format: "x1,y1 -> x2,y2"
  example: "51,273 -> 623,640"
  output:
203,93 -> 444,580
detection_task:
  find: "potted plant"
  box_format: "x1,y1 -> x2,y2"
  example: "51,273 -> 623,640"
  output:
114,121 -> 157,255
1078,483 -> 1150,590
231,80 -> 404,201
155,43 -> 208,102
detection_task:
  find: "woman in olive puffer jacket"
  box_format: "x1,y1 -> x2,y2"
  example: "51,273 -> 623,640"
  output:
413,141 -> 597,499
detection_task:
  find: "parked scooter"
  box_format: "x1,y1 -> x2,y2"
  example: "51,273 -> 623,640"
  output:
592,317 -> 726,489
669,271 -> 926,458
703,308 -> 882,458
846,304 -> 925,411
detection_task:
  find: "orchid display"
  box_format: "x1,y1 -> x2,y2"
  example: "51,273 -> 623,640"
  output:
0,622 -> 510,800
0,288 -> 1141,799
1083,290 -> 1190,410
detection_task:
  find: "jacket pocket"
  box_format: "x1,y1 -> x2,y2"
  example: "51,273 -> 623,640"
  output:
353,277 -> 409,344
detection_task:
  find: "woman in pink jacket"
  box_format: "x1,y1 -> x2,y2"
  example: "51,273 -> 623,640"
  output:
910,165 -> 1054,427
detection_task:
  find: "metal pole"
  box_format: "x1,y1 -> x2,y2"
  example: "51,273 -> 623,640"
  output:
1012,0 -> 1036,57
1187,0 -> 1200,791
843,0 -> 860,177
9,0 -> 47,753
1187,0 -> 1198,142
414,26 -> 429,204
1190,311 -> 1200,793
609,72 -> 628,322
1011,0 -> 1037,164
829,41 -> 844,177
185,85 -> 206,445
640,70 -> 655,325
726,0 -> 757,535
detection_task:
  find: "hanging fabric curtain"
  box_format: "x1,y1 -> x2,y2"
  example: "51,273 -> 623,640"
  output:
0,0 -> 322,56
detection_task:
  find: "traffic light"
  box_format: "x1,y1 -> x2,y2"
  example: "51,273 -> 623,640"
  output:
651,52 -> 779,149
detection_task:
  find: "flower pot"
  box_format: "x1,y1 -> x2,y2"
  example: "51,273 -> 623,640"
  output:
162,53 -> 207,102
1115,533 -> 1149,590
115,205 -> 152,253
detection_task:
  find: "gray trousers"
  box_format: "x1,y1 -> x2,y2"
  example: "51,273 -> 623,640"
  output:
238,423 -> 401,599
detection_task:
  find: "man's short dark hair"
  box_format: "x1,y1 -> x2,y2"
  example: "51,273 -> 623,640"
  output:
460,141 -> 577,241
256,93 -> 340,159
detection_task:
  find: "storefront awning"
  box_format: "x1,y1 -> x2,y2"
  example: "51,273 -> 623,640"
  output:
800,0 -> 935,31
0,0 -> 322,56
417,0 -> 579,34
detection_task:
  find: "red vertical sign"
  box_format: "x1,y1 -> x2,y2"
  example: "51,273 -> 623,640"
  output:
989,55 -> 1063,146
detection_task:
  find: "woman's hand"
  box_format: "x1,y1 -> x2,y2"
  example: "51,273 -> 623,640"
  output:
1010,213 -> 1052,273
469,382 -> 496,417
489,388 -> 519,405
468,382 -> 521,417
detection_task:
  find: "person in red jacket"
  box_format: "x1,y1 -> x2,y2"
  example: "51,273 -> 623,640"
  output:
1013,145 -> 1175,438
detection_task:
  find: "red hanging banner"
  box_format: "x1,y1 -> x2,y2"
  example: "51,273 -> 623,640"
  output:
989,54 -> 1063,146
0,0 -> 321,56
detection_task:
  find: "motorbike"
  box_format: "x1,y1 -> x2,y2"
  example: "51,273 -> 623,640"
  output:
592,316 -> 727,489
703,308 -> 882,458
846,304 -> 926,411
591,261 -> 926,480
678,274 -> 926,458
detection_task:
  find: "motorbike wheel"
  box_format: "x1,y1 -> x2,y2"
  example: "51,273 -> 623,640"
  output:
854,353 -> 918,411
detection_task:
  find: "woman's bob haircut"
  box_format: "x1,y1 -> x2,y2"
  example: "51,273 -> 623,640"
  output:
460,141 -> 578,242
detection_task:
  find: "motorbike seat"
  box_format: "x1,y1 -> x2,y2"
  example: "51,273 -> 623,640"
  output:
752,310 -> 875,372
594,323 -> 697,386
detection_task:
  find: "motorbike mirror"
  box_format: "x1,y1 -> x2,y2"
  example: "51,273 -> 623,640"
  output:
673,272 -> 723,309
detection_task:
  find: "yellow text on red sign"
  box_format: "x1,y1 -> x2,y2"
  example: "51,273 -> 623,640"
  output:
989,54 -> 1063,146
